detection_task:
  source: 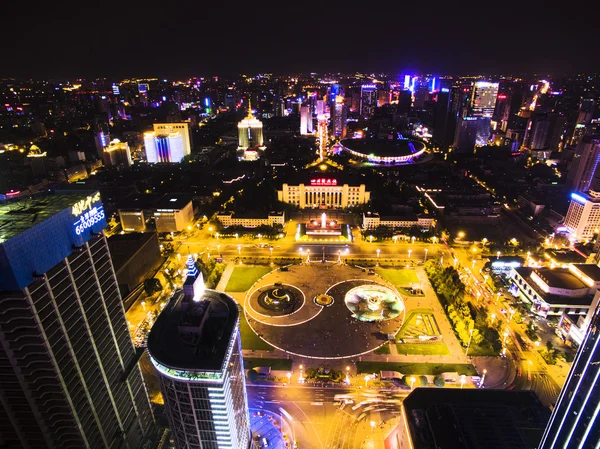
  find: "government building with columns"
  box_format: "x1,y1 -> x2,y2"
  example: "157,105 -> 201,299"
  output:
277,177 -> 370,209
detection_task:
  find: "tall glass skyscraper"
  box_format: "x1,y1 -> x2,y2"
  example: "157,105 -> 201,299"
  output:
0,192 -> 154,449
147,271 -> 251,449
539,302 -> 600,449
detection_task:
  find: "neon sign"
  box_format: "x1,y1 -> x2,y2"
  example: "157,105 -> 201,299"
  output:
310,178 -> 338,186
72,192 -> 101,216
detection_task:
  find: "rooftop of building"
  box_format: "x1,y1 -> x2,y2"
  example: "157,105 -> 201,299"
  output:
118,193 -> 162,210
403,388 -> 550,449
545,249 -> 587,264
217,210 -> 283,219
147,289 -> 239,373
570,264 -> 600,281
514,267 -> 593,305
107,232 -> 158,272
153,193 -> 194,210
0,192 -> 94,243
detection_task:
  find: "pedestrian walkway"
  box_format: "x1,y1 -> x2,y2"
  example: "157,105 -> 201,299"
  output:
215,262 -> 235,291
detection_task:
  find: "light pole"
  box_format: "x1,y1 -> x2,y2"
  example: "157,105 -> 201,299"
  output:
258,233 -> 262,243
215,232 -> 219,241
440,255 -> 443,265
345,366 -> 350,384
235,233 -> 239,241
338,250 -> 342,263
491,313 -> 496,324
364,374 -> 371,388
299,365 -> 304,383
408,249 -> 412,259
465,328 -> 474,356
269,247 -> 273,258
424,248 -> 428,261
454,257 -> 458,268
509,308 -> 515,321
411,236 -> 416,244
217,244 -> 221,257
410,376 -> 416,389
306,249 -> 310,263
460,375 -> 466,389
369,235 -> 373,243
286,372 -> 292,385
497,250 -> 501,260
237,244 -> 241,256
472,258 -> 476,268
480,369 -> 487,388
376,248 -> 380,263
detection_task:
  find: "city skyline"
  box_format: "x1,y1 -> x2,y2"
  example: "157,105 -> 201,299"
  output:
1,2 -> 599,78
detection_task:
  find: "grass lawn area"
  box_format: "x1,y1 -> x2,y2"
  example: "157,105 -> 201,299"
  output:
373,344 -> 391,355
468,343 -> 499,357
396,343 -> 450,356
225,266 -> 272,292
397,309 -> 441,339
356,361 -> 477,376
239,309 -> 273,351
376,269 -> 419,287
244,358 -> 292,371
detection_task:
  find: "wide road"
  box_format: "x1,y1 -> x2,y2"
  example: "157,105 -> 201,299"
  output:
247,384 -> 407,449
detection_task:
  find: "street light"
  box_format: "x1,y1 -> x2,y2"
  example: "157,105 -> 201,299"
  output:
286,372 -> 292,385
258,233 -> 262,242
217,244 -> 221,257
370,421 -> 376,432
409,376 -> 416,389
408,249 -> 412,259
424,248 -> 428,261
369,235 -> 373,243
482,237 -> 488,246
235,233 -> 239,241
460,375 -> 466,389
269,247 -> 273,258
299,365 -> 304,383
411,236 -> 416,244
491,313 -> 496,324
338,250 -> 342,263
465,328 -> 474,356
458,231 -> 465,239
306,249 -> 310,263
376,248 -> 380,261
480,369 -> 487,388
497,250 -> 501,260
364,374 -> 371,388
453,257 -> 458,268
215,232 -> 220,240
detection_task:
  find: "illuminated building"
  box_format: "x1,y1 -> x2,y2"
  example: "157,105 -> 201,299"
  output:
103,139 -> 133,168
399,389 -> 550,449
300,105 -> 313,135
362,212 -> 434,231
564,191 -> 600,240
509,264 -> 600,317
338,138 -> 426,164
216,211 -> 285,228
567,136 -> 600,192
0,192 -> 154,448
237,107 -> 265,150
469,81 -> 499,117
153,194 -> 194,233
539,298 -> 600,449
453,116 -> 480,152
317,114 -> 328,160
147,288 -> 252,449
94,130 -> 110,157
277,178 -> 370,208
360,84 -> 377,118
144,122 -> 191,163
331,96 -> 347,138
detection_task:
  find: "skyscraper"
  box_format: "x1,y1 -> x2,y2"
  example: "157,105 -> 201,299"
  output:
103,139 -> 133,168
147,264 -> 252,449
538,299 -> 600,449
300,105 -> 313,135
0,191 -> 154,449
144,123 -> 192,163
567,136 -> 600,192
360,84 -> 377,118
469,81 -> 499,117
237,107 -> 265,150
433,88 -> 458,151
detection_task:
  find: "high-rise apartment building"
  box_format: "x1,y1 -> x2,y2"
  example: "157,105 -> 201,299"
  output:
360,84 -> 377,118
564,191 -> 600,240
300,106 -> 313,135
144,122 -> 192,163
567,136 -> 600,192
103,139 -> 133,168
469,81 -> 499,117
0,192 -> 154,449
237,108 -> 265,150
147,269 -> 252,449
538,299 -> 600,449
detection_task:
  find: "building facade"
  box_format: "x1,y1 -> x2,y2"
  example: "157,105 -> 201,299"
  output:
539,299 -> 600,449
147,286 -> 252,449
154,194 -> 194,233
216,211 -> 285,228
360,85 -> 377,118
564,191 -> 600,240
0,192 -> 154,449
144,123 -> 191,163
103,139 -> 133,168
362,212 -> 435,231
277,179 -> 370,209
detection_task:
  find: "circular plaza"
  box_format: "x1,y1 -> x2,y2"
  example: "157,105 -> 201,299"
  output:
339,138 -> 426,165
244,263 -> 405,358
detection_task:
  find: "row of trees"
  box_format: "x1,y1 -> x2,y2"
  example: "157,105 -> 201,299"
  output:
424,260 -> 501,354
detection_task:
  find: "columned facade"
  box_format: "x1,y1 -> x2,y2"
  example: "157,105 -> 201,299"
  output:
277,183 -> 370,209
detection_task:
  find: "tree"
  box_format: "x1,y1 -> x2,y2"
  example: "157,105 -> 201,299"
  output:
418,375 -> 428,387
144,278 -> 162,295
433,375 -> 445,387
247,369 -> 259,382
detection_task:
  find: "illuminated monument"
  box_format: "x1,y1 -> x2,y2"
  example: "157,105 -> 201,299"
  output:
238,100 -> 265,161
0,192 -> 154,448
148,282 -> 252,448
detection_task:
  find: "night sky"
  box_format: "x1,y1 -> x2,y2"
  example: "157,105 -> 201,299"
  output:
1,1 -> 598,79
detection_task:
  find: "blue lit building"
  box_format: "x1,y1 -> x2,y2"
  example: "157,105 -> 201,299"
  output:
539,300 -> 600,449
147,272 -> 252,449
0,192 -> 154,448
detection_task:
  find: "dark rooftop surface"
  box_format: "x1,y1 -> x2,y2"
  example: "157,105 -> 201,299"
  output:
0,192 -> 92,242
514,267 -> 593,306
403,388 -> 550,449
571,264 -> 600,281
118,193 -> 162,210
147,289 -> 239,372
533,268 -> 587,290
153,193 -> 194,210
107,232 -> 157,272
340,138 -> 425,157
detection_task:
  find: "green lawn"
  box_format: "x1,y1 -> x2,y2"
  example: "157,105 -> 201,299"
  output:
356,361 -> 477,376
376,269 -> 419,287
244,358 -> 292,371
467,343 -> 499,357
373,344 -> 391,355
225,266 -> 272,292
239,309 -> 273,351
396,343 -> 450,355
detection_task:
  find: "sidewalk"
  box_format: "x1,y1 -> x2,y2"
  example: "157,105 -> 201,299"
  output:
215,262 -> 236,291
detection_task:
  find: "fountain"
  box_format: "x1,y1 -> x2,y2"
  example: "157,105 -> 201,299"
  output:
344,284 -> 404,322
